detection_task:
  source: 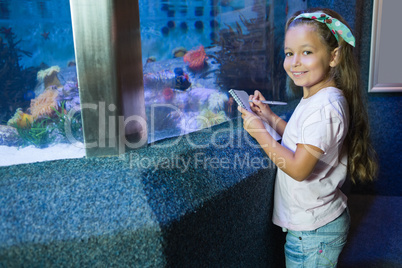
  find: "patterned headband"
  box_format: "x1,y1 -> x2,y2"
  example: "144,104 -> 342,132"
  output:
294,12 -> 355,47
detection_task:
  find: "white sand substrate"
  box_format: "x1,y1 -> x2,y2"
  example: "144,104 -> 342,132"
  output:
0,142 -> 86,167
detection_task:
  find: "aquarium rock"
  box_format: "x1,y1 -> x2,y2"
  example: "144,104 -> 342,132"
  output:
0,125 -> 23,147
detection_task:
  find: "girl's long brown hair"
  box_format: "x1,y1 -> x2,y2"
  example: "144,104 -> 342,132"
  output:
286,7 -> 378,183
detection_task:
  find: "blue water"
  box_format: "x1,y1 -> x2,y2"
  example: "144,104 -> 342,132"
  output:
0,0 -> 74,68
138,0 -> 249,63
0,0 -> 253,68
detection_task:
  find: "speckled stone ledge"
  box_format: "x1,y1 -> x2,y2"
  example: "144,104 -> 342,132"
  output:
0,117 -> 279,267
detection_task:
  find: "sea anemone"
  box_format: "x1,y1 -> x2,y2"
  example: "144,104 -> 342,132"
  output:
37,66 -> 62,89
183,45 -> 207,71
7,108 -> 34,128
29,88 -> 59,119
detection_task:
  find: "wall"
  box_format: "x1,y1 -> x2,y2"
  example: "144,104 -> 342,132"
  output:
359,0 -> 402,196
308,0 -> 402,196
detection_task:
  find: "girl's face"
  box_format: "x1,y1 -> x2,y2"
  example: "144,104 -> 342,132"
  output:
283,24 -> 336,97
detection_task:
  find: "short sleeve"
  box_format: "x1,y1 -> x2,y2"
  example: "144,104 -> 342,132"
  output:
296,100 -> 347,153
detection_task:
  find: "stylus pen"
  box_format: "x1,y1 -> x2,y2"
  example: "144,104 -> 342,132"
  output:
248,100 -> 287,105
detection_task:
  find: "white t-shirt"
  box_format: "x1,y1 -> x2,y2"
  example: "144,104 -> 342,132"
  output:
272,87 -> 349,231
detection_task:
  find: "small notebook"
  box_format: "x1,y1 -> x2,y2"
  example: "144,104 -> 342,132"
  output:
229,89 -> 281,141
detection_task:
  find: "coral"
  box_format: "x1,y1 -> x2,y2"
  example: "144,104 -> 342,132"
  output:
183,45 -> 207,71
29,88 -> 59,120
7,109 -> 22,127
208,92 -> 229,112
56,81 -> 80,111
0,27 -> 38,123
17,113 -> 33,128
146,56 -> 156,63
37,66 -> 60,80
162,87 -> 174,101
172,47 -> 187,58
7,108 -> 33,128
197,109 -> 227,129
37,66 -> 62,89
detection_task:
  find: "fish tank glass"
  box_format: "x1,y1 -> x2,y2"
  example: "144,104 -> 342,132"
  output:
0,0 -> 293,166
140,0 -> 287,142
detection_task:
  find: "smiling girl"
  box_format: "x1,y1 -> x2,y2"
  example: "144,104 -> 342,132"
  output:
237,8 -> 378,267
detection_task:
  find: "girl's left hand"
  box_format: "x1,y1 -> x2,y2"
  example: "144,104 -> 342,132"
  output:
237,106 -> 266,139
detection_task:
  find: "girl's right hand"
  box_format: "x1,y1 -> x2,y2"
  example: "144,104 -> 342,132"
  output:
249,90 -> 274,122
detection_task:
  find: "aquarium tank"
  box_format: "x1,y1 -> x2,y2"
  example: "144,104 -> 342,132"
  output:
0,0 -> 298,166
141,0 -> 282,142
0,0 -> 84,166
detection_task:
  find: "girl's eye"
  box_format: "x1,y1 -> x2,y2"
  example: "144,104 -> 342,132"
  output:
303,51 -> 312,55
285,52 -> 292,57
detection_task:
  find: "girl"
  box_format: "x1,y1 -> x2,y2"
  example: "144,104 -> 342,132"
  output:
237,8 -> 377,267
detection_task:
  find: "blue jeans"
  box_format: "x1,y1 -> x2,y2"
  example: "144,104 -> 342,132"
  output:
284,208 -> 350,267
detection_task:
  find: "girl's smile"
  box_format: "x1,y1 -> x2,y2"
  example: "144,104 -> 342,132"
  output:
283,25 -> 338,98
291,71 -> 308,78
